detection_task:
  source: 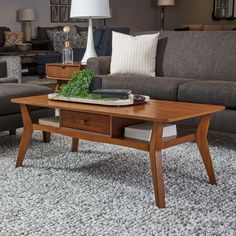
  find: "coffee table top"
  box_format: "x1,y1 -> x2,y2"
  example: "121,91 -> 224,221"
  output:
12,95 -> 225,123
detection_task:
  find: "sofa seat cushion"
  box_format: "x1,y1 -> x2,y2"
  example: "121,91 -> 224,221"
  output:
178,80 -> 236,109
0,83 -> 53,116
101,75 -> 193,101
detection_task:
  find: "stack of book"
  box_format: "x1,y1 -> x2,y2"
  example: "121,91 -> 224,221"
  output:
92,89 -> 132,99
124,122 -> 177,141
38,116 -> 60,128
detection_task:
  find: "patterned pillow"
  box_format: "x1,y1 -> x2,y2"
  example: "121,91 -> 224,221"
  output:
4,32 -> 23,46
46,29 -> 60,41
53,31 -> 87,52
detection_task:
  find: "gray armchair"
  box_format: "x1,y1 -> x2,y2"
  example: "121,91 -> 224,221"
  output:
0,56 -> 22,83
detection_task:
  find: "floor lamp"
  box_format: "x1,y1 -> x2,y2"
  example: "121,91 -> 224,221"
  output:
70,0 -> 110,65
157,0 -> 175,31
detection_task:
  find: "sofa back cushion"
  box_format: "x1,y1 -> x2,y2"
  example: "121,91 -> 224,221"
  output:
0,27 -> 10,47
96,27 -> 130,56
155,31 -> 236,82
0,61 -> 7,78
37,26 -> 63,40
53,31 -> 85,52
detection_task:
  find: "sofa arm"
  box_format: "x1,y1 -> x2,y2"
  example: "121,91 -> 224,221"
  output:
0,76 -> 18,84
87,56 -> 111,75
0,56 -> 22,83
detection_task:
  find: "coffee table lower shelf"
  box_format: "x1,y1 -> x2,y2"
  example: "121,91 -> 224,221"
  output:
34,123 -> 195,151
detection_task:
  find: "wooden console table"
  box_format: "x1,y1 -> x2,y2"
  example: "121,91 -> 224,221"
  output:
0,50 -> 59,76
46,63 -> 83,90
11,95 -> 224,208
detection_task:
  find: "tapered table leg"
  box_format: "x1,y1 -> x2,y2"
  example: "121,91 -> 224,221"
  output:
16,105 -> 33,167
149,122 -> 166,208
196,114 -> 216,185
43,131 -> 51,143
71,138 -> 79,152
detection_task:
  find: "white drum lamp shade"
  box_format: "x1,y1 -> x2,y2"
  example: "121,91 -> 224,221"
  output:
70,0 -> 110,65
17,8 -> 36,41
157,0 -> 175,6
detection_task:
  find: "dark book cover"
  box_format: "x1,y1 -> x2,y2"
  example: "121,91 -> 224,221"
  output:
92,89 -> 132,99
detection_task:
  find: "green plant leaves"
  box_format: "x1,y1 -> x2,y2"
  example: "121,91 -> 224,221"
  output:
58,69 -> 99,98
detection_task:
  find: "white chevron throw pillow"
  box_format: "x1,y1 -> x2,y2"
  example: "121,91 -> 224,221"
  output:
110,32 -> 159,77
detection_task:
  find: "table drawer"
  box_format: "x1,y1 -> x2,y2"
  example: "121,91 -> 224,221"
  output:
46,64 -> 82,79
60,110 -> 110,135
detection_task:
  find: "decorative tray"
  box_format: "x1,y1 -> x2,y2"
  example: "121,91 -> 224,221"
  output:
48,93 -> 150,106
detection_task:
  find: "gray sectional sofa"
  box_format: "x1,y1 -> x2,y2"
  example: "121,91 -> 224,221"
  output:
87,31 -> 236,134
0,57 -> 54,135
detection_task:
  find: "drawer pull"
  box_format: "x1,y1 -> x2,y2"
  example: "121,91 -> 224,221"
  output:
80,120 -> 86,125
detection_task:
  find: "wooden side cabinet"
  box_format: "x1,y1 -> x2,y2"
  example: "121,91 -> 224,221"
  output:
46,63 -> 84,90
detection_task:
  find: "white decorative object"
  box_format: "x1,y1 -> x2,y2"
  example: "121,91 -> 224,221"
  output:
17,8 -> 36,41
124,122 -> 177,141
62,26 -> 73,64
70,0 -> 110,65
157,0 -> 175,31
48,93 -> 150,106
110,32 -> 159,77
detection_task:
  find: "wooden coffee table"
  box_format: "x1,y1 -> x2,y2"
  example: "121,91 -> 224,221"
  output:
11,95 -> 224,208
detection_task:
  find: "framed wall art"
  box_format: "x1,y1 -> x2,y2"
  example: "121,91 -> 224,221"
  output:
60,6 -> 70,22
51,6 -> 60,22
50,0 -> 71,22
50,0 -> 60,5
60,0 -> 70,5
50,0 -> 82,22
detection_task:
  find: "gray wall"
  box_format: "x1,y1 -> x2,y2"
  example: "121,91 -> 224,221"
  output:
106,0 -> 158,31
0,0 -> 236,36
0,0 -> 35,32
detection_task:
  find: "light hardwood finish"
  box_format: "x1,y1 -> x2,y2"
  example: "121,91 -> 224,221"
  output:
46,63 -> 84,90
11,95 -> 225,208
12,95 -> 224,123
149,122 -> 165,208
196,114 -> 216,185
16,104 -> 33,167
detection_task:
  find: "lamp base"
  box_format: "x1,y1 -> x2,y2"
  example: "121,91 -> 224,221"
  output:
81,17 -> 97,65
160,7 -> 165,31
22,21 -> 32,42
